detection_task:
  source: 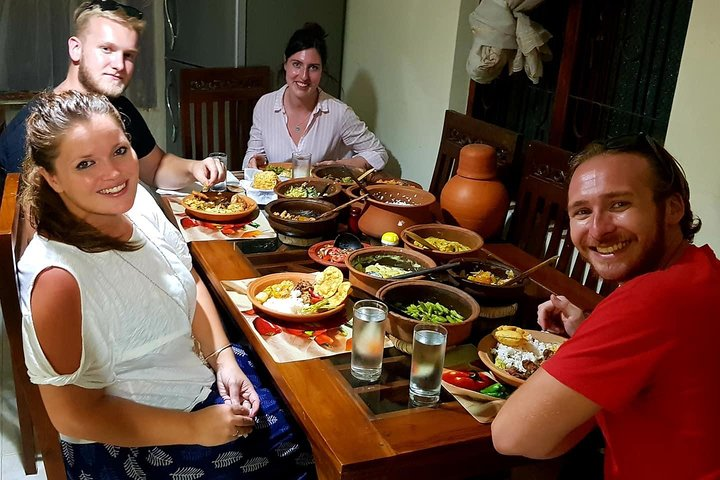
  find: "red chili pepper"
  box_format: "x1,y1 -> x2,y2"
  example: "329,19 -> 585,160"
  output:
442,370 -> 494,391
309,293 -> 323,304
284,328 -> 312,337
314,333 -> 334,347
253,318 -> 281,336
180,217 -> 196,229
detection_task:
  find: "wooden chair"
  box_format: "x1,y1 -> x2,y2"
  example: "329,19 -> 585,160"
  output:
508,141 -> 618,296
0,174 -> 65,479
179,66 -> 271,171
428,110 -> 522,199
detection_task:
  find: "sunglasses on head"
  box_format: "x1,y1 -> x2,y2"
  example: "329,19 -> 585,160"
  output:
86,0 -> 143,20
602,133 -> 676,187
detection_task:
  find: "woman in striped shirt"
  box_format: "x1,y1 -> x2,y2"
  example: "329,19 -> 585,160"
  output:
243,23 -> 388,171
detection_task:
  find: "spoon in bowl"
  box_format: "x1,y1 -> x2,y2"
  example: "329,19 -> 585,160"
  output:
502,255 -> 560,286
403,230 -> 436,250
333,232 -> 364,250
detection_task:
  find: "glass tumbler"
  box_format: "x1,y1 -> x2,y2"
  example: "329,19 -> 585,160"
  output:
292,152 -> 312,178
350,300 -> 388,381
209,152 -> 228,190
409,323 -> 448,406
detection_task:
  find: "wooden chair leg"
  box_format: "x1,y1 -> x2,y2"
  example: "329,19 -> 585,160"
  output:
27,383 -> 66,480
11,369 -> 38,475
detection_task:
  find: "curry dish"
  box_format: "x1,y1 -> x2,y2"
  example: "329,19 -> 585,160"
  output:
184,191 -> 250,214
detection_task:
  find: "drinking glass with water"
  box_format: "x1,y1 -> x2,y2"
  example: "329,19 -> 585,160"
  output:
350,300 -> 388,381
292,152 -> 312,178
409,323 -> 447,405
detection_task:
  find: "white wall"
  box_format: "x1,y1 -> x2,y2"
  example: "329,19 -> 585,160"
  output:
140,0 -> 167,149
341,0 -> 477,186
665,1 -> 719,251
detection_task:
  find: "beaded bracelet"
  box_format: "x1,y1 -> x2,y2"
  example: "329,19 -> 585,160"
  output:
203,343 -> 232,363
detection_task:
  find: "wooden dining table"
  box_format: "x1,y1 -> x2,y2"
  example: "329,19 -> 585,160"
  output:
189,237 -> 603,480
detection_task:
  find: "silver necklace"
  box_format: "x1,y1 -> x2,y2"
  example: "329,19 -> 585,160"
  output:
293,110 -> 313,133
112,220 -> 192,320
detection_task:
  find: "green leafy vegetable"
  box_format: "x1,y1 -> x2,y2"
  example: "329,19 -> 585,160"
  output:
402,301 -> 465,324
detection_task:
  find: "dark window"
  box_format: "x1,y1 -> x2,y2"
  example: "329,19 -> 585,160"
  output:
469,0 -> 693,150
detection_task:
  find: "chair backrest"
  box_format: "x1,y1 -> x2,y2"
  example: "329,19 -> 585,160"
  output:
0,174 -> 64,479
429,110 -> 521,199
179,66 -> 271,170
508,141 -> 618,296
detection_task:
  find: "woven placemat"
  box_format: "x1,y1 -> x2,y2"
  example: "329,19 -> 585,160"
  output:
477,303 -> 518,318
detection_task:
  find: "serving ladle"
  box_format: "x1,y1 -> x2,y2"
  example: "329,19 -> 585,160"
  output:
403,230 -> 436,250
333,232 -> 364,250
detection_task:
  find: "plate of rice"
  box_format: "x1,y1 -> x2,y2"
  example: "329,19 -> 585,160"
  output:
477,328 -> 565,387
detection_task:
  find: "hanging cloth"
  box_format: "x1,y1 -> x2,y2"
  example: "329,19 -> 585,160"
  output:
467,0 -> 552,85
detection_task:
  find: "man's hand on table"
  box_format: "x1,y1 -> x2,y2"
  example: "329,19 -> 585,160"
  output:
537,294 -> 585,337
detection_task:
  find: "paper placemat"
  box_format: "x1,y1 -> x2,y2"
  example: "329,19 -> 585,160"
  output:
441,344 -> 508,423
223,279 -> 392,364
164,196 -> 276,242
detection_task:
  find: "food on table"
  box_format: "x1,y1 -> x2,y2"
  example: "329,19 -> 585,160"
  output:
442,369 -> 494,391
492,325 -> 529,347
273,210 -> 317,222
254,266 -> 351,315
466,268 -> 515,285
184,191 -> 250,214
373,178 -> 406,186
253,170 -> 280,190
253,317 -> 282,336
380,231 -> 399,247
264,164 -> 292,178
314,266 -> 344,297
402,301 -> 465,324
491,327 -> 561,380
479,383 -> 510,399
352,253 -> 424,278
414,236 -> 471,253
284,182 -> 321,198
322,174 -> 353,183
316,244 -> 354,264
364,263 -> 412,279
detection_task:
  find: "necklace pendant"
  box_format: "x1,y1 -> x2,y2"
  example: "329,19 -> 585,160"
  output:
294,125 -> 301,133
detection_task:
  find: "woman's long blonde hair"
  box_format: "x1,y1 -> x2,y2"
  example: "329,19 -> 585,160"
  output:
20,90 -> 141,252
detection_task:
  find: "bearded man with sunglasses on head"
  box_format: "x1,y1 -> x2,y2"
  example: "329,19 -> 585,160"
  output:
0,0 -> 225,190
492,134 -> 720,479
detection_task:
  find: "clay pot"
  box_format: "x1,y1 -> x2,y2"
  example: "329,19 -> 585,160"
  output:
345,246 -> 436,296
400,224 -> 484,264
357,185 -> 436,239
376,279 -> 481,346
439,144 -> 509,239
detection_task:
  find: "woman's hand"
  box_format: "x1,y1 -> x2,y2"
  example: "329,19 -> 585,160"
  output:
215,357 -> 260,418
247,154 -> 268,168
191,403 -> 255,446
537,294 -> 585,337
192,156 -> 227,187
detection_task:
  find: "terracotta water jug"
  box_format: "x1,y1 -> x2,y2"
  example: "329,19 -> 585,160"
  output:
439,144 -> 509,239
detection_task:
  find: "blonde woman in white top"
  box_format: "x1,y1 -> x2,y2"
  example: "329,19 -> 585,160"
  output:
243,23 -> 387,171
19,90 -> 313,479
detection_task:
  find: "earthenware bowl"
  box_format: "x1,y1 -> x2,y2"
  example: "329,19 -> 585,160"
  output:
376,279 -> 480,346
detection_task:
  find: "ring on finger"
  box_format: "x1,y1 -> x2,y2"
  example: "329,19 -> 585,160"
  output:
232,428 -> 240,437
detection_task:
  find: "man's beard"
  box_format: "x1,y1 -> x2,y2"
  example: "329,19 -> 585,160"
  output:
78,62 -> 125,98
